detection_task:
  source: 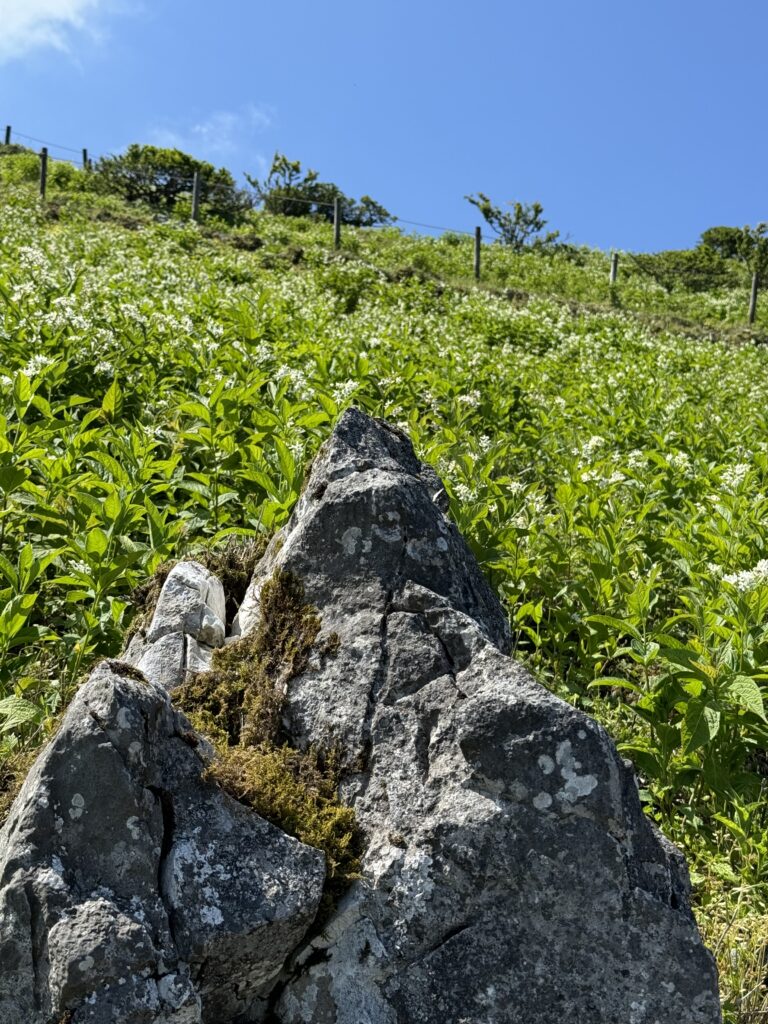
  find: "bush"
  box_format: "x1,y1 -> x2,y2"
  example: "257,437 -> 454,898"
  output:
93,144 -> 253,224
0,152 -> 88,193
628,247 -> 740,294
247,153 -> 394,227
0,152 -> 42,185
465,193 -> 559,251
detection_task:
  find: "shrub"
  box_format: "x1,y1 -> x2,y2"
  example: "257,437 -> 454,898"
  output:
247,153 -> 394,227
93,144 -> 253,224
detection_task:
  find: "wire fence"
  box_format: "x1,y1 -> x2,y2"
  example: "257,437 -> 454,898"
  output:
1,122 -> 495,239
1,122 -> 764,323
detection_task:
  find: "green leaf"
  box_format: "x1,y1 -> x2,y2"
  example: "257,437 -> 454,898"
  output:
12,372 -> 31,408
18,543 -> 33,578
0,465 -> 28,494
0,592 -> 37,639
103,491 -> 122,523
0,695 -> 40,732
274,436 -> 296,485
101,379 -> 123,420
682,699 -> 721,753
0,553 -> 18,588
723,675 -> 766,719
179,400 -> 211,424
628,638 -> 660,665
86,527 -> 109,558
585,614 -> 642,641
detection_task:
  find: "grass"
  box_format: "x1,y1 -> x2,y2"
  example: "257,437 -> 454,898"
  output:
1,165 -> 768,1015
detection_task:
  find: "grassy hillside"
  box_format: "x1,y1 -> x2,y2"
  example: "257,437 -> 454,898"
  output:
1,174 -> 768,1018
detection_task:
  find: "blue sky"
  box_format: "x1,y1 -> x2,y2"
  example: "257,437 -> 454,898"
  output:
0,0 -> 764,251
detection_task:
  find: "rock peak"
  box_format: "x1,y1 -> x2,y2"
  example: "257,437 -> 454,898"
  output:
236,406 -> 511,655
0,410 -> 721,1024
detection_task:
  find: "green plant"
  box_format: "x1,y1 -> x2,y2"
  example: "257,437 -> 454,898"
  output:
93,144 -> 252,223
628,247 -> 738,294
2,175 -> 768,1010
247,153 -> 394,226
465,192 -> 559,251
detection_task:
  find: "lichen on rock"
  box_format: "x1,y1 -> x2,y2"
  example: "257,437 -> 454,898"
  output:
0,663 -> 325,1024
0,408 -> 722,1024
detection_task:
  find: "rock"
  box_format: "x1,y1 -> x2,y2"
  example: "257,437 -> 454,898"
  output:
232,409 -> 721,1024
145,562 -> 226,647
0,661 -> 325,1024
128,562 -> 226,690
233,409 -> 511,766
0,409 -> 722,1023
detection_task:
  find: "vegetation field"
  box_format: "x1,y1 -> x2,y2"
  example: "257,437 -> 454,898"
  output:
1,168 -> 768,1019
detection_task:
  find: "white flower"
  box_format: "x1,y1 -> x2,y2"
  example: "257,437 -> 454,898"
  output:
721,463 -> 750,491
24,354 -> 54,376
458,390 -> 481,406
331,380 -> 358,403
723,559 -> 768,592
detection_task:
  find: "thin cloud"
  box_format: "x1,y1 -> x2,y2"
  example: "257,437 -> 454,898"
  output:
150,104 -> 274,162
0,0 -> 105,63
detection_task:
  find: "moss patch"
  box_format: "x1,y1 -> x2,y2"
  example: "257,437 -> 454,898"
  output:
196,538 -> 266,627
175,569 -> 359,904
0,747 -> 39,827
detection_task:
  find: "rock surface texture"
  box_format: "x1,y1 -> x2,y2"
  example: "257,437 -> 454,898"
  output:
0,663 -> 324,1023
125,561 -> 227,690
239,409 -> 722,1024
0,408 -> 721,1023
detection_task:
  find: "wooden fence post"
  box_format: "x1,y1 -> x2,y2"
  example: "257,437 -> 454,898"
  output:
749,271 -> 759,324
3,126 -> 10,146
609,251 -> 619,285
191,170 -> 202,222
39,148 -> 48,199
333,196 -> 341,249
82,148 -> 89,171
474,226 -> 481,280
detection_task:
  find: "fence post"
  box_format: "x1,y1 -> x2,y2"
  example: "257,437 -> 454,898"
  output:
333,196 -> 341,249
39,148 -> 48,199
609,251 -> 619,285
191,170 -> 202,222
82,148 -> 89,171
749,271 -> 759,324
474,226 -> 481,280
3,126 -> 10,146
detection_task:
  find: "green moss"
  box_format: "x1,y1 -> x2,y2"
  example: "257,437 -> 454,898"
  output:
105,659 -> 148,684
196,538 -> 266,626
0,747 -> 39,827
175,569 -> 361,902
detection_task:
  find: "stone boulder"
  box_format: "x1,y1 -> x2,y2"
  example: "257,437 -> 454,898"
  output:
0,662 -> 324,1024
0,408 -> 722,1024
234,408 -> 722,1024
125,562 -> 226,690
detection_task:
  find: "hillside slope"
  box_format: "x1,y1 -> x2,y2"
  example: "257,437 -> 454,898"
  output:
1,182 -> 768,1019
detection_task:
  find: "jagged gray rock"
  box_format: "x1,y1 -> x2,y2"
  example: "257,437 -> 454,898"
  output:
235,408 -> 721,1024
0,408 -> 722,1024
0,662 -> 324,1024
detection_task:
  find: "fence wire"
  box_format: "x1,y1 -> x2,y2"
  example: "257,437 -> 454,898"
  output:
3,123 -> 499,242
